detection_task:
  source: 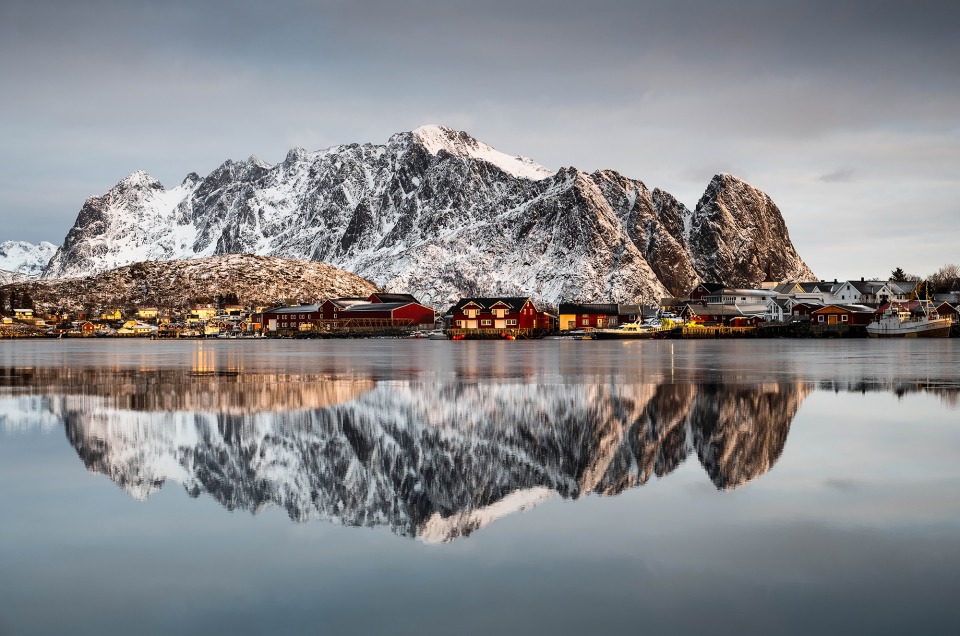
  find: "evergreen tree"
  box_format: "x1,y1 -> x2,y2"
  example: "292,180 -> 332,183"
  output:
890,267 -> 906,281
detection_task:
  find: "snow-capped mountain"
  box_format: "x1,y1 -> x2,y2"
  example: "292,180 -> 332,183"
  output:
4,369 -> 809,542
0,240 -> 58,281
42,126 -> 814,304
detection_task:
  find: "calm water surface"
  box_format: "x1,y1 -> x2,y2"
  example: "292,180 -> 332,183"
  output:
1,339 -> 959,635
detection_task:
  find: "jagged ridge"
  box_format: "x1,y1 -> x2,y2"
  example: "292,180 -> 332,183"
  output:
42,127 -> 814,304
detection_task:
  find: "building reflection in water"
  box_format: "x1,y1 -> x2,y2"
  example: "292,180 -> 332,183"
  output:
1,364 -> 957,543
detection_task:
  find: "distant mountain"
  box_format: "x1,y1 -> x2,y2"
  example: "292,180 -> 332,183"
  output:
41,126 -> 814,304
0,241 -> 58,280
4,253 -> 377,312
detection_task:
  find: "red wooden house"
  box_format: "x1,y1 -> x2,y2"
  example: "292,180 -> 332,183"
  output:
810,304 -> 877,326
935,302 -> 958,323
339,301 -> 435,327
686,305 -> 764,327
255,304 -> 323,333
450,297 -> 552,331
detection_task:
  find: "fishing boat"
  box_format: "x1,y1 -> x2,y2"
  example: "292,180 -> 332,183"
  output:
866,302 -> 952,338
591,321 -> 659,340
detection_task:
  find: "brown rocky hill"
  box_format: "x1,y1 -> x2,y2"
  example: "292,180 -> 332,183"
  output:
2,254 -> 379,313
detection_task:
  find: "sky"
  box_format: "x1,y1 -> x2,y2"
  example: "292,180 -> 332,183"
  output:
1,0 -> 957,280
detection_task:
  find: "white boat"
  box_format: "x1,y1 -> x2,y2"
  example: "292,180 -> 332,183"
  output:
866,302 -> 952,338
592,321 -> 659,340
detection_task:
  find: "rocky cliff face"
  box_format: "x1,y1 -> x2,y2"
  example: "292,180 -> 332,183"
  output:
687,173 -> 815,287
42,126 -> 814,304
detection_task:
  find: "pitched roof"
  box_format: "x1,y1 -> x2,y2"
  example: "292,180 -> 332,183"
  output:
813,303 -> 877,314
451,297 -> 533,312
693,282 -> 725,293
558,302 -> 619,315
341,302 -> 418,313
369,292 -> 421,304
263,304 -> 321,314
889,280 -> 920,294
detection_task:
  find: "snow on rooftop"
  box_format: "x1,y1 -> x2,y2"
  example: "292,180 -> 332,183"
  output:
412,125 -> 554,181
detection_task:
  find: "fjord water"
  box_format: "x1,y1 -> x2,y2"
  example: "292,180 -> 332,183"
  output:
1,339 -> 958,635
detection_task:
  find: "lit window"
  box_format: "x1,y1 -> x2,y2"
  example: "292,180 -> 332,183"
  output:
507,319 -> 517,326
481,319 -> 492,326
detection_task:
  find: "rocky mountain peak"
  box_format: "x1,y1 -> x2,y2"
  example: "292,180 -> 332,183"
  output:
411,124 -> 554,180
688,172 -> 814,287
117,170 -> 163,191
38,126 -> 813,302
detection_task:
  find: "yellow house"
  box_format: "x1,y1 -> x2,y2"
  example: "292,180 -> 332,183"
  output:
136,307 -> 159,320
190,306 -> 217,321
101,309 -> 122,321
13,308 -> 33,319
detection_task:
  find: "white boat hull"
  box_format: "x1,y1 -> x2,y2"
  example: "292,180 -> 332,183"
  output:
867,318 -> 952,338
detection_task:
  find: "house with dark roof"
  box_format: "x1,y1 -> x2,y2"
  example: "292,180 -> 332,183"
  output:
256,304 -> 323,333
811,304 -> 877,327
450,297 -> 553,332
686,304 -> 765,327
557,302 -> 620,331
338,301 -> 435,327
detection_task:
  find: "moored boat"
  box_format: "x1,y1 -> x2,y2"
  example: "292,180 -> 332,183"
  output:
592,321 -> 659,340
866,302 -> 952,338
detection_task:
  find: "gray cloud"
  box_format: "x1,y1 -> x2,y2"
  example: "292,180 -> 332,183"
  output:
1,0 -> 957,279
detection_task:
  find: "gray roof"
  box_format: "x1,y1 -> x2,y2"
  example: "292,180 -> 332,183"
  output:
341,302 -> 417,313
265,304 -> 321,314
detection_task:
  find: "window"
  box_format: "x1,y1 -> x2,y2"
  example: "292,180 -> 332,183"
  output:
506,319 -> 517,326
455,320 -> 463,327
466,309 -> 477,318
841,315 -> 848,322
581,318 -> 589,325
481,319 -> 492,326
817,315 -> 824,322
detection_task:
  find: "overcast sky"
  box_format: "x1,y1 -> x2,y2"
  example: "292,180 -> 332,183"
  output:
1,0 -> 957,279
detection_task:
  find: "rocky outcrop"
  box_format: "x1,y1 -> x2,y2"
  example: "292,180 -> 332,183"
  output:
687,173 -> 815,287
5,253 -> 378,312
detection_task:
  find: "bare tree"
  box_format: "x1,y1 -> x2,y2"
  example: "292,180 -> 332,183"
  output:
928,263 -> 960,293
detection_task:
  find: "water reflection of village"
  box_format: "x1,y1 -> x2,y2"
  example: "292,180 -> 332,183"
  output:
3,358 -> 958,543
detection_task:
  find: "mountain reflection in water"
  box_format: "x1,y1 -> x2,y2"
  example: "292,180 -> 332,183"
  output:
2,359 -> 957,543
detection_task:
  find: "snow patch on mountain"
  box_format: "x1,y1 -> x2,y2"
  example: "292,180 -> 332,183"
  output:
0,240 -> 58,278
412,125 -> 554,181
